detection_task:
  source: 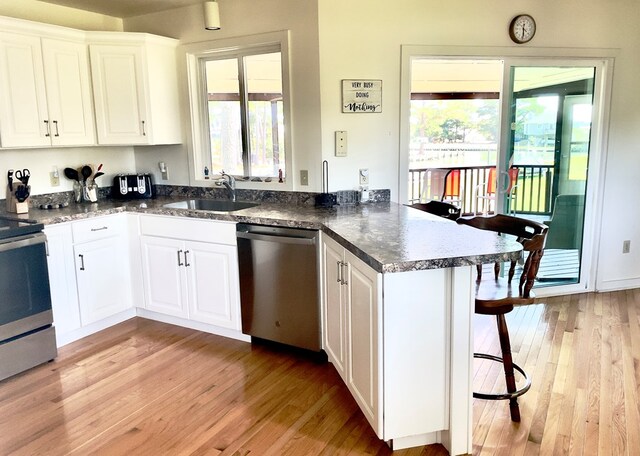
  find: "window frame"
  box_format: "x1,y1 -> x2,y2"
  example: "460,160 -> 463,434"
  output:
184,31 -> 292,190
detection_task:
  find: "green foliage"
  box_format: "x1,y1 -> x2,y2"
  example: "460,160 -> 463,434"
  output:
410,99 -> 499,143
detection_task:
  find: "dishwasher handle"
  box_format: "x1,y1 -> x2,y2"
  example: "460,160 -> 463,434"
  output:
237,231 -> 316,246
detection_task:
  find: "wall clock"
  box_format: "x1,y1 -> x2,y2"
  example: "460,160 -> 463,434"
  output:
509,14 -> 536,44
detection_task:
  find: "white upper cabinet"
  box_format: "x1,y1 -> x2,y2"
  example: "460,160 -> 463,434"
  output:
0,16 -> 181,148
0,32 -> 50,147
0,25 -> 95,148
88,34 -> 181,146
41,38 -> 96,146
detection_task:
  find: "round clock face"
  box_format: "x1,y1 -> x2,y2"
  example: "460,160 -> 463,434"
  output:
509,14 -> 536,44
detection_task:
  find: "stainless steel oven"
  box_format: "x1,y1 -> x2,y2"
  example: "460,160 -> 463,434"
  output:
0,216 -> 57,381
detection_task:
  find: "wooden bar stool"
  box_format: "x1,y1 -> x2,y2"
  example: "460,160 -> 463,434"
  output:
408,200 -> 461,221
456,214 -> 548,422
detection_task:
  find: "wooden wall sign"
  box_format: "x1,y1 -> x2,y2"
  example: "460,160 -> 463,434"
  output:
342,79 -> 382,113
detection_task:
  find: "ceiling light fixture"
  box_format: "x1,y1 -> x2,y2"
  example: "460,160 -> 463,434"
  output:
203,1 -> 221,30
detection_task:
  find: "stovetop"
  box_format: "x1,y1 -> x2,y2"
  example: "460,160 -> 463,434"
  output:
0,215 -> 44,240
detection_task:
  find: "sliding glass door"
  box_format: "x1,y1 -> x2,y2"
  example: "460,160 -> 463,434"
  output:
499,61 -> 602,293
401,52 -> 609,294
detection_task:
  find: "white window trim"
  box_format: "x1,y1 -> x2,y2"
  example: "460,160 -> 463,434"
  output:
183,30 -> 293,190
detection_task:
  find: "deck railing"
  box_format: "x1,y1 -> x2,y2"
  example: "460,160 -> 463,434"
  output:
408,165 -> 555,216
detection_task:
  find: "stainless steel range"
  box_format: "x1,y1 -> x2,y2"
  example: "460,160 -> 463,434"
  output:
0,215 -> 57,381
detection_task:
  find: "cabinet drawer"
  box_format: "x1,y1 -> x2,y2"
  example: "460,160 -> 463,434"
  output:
139,215 -> 236,245
72,215 -> 125,244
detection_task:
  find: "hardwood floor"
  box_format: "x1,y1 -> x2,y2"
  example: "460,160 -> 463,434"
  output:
0,318 -> 446,456
0,289 -> 638,455
473,289 -> 640,455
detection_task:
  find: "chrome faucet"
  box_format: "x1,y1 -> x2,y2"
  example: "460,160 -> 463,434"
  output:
216,170 -> 237,201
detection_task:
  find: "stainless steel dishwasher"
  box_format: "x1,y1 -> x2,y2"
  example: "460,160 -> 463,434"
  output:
236,223 -> 321,351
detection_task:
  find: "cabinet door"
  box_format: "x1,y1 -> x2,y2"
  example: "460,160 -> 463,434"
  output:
140,235 -> 188,318
185,241 -> 241,330
89,44 -> 149,145
322,237 -> 347,378
44,224 -> 81,339
345,250 -> 381,436
41,38 -> 95,146
0,32 -> 50,147
74,236 -> 129,326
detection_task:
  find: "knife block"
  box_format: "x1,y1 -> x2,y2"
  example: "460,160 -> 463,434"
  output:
6,185 -> 28,214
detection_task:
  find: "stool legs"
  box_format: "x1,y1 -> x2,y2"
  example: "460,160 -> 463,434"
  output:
496,314 -> 520,422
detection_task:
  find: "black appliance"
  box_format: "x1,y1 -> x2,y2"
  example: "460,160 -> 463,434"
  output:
0,215 -> 57,381
111,174 -> 155,199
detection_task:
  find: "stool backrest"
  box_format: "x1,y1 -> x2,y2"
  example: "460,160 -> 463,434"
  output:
456,214 -> 548,298
408,200 -> 461,221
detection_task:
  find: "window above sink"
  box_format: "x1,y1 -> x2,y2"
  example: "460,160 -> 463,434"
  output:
184,31 -> 293,191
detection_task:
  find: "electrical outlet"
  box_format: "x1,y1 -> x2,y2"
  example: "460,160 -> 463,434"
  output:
50,171 -> 59,187
623,240 -> 631,254
300,169 -> 309,186
359,169 -> 369,185
159,162 -> 169,180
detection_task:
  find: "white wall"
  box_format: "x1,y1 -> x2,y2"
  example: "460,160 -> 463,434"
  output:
0,147 -> 136,198
124,0 -> 322,191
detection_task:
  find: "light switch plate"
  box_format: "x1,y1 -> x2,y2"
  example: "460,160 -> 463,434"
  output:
300,169 -> 309,186
335,131 -> 347,157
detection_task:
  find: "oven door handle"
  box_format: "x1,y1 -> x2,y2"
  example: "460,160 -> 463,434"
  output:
0,233 -> 46,253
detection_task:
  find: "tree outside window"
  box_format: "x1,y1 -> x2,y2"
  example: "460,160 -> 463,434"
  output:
202,51 -> 285,179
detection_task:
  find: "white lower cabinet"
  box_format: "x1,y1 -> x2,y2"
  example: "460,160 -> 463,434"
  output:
324,233 -> 461,451
323,237 -> 347,377
72,215 -> 132,326
322,234 -> 382,436
140,236 -> 188,318
45,223 -> 81,338
138,215 -> 241,332
45,214 -> 134,346
74,236 -> 129,325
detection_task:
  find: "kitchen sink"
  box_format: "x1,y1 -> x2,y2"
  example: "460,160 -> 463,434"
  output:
163,199 -> 260,212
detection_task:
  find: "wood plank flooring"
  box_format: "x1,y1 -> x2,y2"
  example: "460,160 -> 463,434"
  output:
473,289 -> 640,455
0,289 -> 638,455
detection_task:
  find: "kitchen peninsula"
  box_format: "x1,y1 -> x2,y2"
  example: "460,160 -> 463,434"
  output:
29,198 -> 521,455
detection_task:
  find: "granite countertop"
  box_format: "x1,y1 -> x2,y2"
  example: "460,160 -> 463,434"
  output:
18,197 -> 522,274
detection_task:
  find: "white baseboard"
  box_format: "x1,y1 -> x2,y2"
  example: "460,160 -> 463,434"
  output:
389,432 -> 438,450
136,308 -> 251,343
56,308 -> 137,348
596,277 -> 640,292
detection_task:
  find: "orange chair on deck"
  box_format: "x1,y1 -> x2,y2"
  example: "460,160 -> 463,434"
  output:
421,168 -> 462,207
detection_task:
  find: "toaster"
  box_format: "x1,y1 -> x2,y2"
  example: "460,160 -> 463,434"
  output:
112,174 -> 155,199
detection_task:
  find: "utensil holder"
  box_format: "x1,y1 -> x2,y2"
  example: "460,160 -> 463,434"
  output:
74,181 -> 98,203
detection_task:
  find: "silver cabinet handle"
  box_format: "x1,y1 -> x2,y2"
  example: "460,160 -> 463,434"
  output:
336,260 -> 342,283
341,261 -> 348,285
53,120 -> 59,137
184,250 -> 190,267
44,120 -> 50,137
79,254 -> 85,271
177,249 -> 183,266
142,120 -> 146,136
90,226 -> 108,232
